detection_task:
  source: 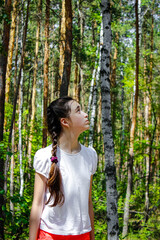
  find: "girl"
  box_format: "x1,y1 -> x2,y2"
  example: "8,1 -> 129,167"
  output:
29,96 -> 97,240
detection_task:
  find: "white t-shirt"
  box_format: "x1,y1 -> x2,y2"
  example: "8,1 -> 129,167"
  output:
33,143 -> 97,235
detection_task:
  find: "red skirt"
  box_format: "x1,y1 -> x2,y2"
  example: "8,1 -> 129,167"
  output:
37,229 -> 90,240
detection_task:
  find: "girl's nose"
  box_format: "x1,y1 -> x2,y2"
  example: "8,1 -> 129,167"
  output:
84,112 -> 88,118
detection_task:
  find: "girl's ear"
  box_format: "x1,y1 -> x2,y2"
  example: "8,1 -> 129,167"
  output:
60,118 -> 70,128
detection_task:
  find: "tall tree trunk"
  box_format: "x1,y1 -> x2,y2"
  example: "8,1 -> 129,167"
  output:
77,0 -> 84,106
119,53 -> 125,181
149,11 -> 153,181
28,0 -> 42,164
143,27 -> 150,222
0,0 -> 11,238
5,0 -> 18,104
89,69 -> 98,148
58,0 -> 65,94
100,1 -> 119,239
73,0 -> 83,102
4,0 -> 30,194
10,15 -> 19,214
42,0 -> 50,148
111,32 -> 119,137
122,0 -> 139,237
19,68 -> 24,197
60,0 -> 72,97
88,43 -> 99,115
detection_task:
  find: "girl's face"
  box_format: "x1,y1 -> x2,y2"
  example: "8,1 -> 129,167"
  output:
67,100 -> 89,134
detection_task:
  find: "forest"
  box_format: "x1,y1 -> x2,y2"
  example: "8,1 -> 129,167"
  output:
0,0 -> 160,239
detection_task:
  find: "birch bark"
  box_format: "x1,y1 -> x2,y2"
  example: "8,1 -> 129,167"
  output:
100,1 -> 119,239
119,53 -> 125,181
88,43 -> 99,115
19,69 -> 24,197
10,15 -> 19,214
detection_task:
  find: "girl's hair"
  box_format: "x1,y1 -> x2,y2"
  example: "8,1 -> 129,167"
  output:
45,96 -> 73,207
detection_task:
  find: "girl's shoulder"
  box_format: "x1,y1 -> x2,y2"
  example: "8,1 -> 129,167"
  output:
80,144 -> 98,175
33,144 -> 52,179
81,144 -> 97,156
35,144 -> 52,156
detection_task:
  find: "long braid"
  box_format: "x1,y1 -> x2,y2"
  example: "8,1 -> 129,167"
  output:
46,96 -> 73,207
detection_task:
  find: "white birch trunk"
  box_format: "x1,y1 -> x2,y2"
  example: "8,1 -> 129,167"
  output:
89,50 -> 101,147
19,9 -> 24,197
19,68 -> 24,197
119,54 -> 125,180
10,123 -> 15,213
100,1 -> 119,239
88,42 -> 99,115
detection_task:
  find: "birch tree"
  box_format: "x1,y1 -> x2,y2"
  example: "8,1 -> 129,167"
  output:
100,0 -> 119,239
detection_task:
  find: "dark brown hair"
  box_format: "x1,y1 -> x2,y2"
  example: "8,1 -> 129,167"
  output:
46,96 -> 73,207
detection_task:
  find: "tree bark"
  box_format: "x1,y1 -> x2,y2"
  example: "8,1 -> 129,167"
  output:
42,0 -> 50,148
28,0 -> 42,164
60,0 -> 72,97
111,32 -> 119,137
19,67 -> 24,197
119,53 -> 125,181
122,0 -> 139,237
0,0 -> 11,238
100,1 -> 119,239
88,43 -> 99,115
143,27 -> 150,222
5,0 -> 18,104
4,0 -> 30,194
10,15 -> 19,215
58,0 -> 65,94
89,68 -> 98,148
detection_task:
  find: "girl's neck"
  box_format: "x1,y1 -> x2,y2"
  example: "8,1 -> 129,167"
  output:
58,132 -> 81,154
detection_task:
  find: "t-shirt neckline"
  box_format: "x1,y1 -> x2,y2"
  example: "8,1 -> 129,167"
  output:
57,143 -> 83,156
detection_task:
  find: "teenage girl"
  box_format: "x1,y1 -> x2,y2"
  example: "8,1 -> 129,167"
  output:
29,96 -> 97,240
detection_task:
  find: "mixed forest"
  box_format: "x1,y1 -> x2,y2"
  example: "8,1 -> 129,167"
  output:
0,0 -> 160,239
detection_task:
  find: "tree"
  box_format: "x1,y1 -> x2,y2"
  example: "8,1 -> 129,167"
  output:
60,0 -> 72,97
0,0 -> 11,238
100,0 -> 119,239
4,0 -> 30,194
122,0 -> 139,237
5,0 -> 18,104
28,0 -> 42,164
42,0 -> 50,148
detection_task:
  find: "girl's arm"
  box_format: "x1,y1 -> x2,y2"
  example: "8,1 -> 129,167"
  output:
29,173 -> 47,240
89,175 -> 95,240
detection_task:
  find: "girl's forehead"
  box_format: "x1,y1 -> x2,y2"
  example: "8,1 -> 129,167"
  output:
69,100 -> 80,110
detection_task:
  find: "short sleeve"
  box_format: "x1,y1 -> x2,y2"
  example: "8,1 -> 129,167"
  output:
90,147 -> 98,175
33,149 -> 50,179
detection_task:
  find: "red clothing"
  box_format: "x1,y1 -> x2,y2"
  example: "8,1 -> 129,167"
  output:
37,229 -> 90,240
